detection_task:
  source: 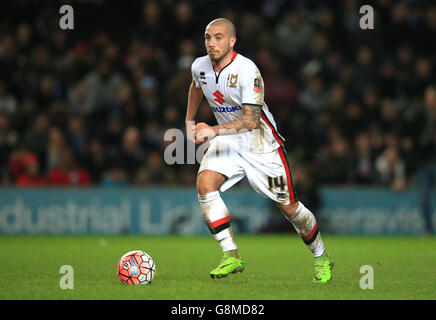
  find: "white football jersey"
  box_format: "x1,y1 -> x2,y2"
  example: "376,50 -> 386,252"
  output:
191,52 -> 285,153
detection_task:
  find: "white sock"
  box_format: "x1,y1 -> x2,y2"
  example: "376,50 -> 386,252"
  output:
198,191 -> 237,252
286,201 -> 325,257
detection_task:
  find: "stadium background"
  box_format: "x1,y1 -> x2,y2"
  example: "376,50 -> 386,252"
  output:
0,0 -> 435,236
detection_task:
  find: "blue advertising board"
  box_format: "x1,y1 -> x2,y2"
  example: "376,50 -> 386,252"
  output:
320,188 -> 435,234
0,187 -> 434,234
0,188 -> 271,234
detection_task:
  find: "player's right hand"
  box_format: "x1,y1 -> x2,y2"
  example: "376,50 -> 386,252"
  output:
195,122 -> 216,144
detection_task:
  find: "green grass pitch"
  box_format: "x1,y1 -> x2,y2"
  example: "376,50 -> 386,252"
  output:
0,234 -> 435,300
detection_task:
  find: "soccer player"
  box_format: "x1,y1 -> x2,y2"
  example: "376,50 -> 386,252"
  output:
185,18 -> 333,282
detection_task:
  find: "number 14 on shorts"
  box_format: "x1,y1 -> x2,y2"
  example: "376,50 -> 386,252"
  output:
268,175 -> 287,190
267,175 -> 287,200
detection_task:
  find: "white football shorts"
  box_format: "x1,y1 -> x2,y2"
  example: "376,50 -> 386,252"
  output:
198,139 -> 298,205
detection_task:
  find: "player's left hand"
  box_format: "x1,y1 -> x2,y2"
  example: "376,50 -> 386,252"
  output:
194,122 -> 216,144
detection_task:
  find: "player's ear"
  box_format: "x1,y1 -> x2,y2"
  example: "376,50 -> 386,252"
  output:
230,36 -> 236,49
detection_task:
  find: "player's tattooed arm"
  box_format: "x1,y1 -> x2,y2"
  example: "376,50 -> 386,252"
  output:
194,104 -> 261,143
213,104 -> 262,135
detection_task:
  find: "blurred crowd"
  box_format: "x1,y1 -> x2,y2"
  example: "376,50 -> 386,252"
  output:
0,0 -> 435,190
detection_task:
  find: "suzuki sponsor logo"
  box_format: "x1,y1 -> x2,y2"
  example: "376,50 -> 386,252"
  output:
212,106 -> 242,113
212,90 -> 225,104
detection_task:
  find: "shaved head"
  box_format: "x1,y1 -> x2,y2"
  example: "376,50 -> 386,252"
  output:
204,18 -> 237,66
206,18 -> 236,37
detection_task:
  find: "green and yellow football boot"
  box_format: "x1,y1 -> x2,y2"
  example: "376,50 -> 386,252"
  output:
313,252 -> 334,283
210,251 -> 245,279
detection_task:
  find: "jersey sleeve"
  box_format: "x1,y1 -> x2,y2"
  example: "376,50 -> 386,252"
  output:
240,61 -> 264,106
191,59 -> 201,88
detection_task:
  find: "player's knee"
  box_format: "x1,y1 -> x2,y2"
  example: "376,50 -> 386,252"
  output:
197,181 -> 215,195
196,170 -> 225,195
197,176 -> 216,195
277,201 -> 300,218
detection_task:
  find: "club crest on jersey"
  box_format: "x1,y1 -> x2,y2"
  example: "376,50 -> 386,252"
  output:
227,74 -> 238,88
